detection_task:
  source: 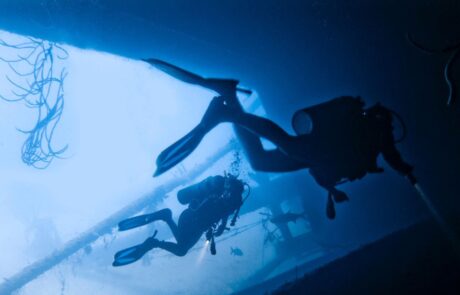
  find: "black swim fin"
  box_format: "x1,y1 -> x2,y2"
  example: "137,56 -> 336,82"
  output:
142,58 -> 251,95
143,58 -> 207,86
154,124 -> 209,177
118,209 -> 172,231
118,215 -> 149,231
113,231 -> 158,267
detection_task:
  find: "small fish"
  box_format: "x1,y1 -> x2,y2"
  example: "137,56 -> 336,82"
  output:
270,211 -> 307,225
230,247 -> 244,256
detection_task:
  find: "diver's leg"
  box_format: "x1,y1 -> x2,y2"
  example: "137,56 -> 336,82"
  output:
154,227 -> 202,256
223,94 -> 271,167
160,213 -> 180,242
232,112 -> 301,155
132,227 -> 194,258
203,97 -> 309,162
121,225 -> 193,259
154,241 -> 188,256
234,125 -> 270,167
155,210 -> 203,257
234,126 -> 307,171
145,207 -> 180,242
223,94 -> 308,171
202,97 -> 294,148
136,208 -> 182,244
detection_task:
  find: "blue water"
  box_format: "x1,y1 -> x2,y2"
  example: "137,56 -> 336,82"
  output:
0,1 -> 458,294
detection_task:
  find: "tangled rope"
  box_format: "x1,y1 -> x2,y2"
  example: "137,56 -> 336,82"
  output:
407,33 -> 460,107
0,37 -> 68,168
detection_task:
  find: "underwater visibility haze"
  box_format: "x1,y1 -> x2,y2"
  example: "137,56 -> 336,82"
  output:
0,1 -> 459,294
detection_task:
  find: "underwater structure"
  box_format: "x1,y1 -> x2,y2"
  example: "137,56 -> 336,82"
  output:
0,1 -> 459,295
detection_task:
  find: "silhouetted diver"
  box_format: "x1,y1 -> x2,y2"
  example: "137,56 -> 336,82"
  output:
113,174 -> 248,267
147,59 -> 415,219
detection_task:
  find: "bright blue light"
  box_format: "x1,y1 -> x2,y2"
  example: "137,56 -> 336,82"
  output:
0,31 -> 274,295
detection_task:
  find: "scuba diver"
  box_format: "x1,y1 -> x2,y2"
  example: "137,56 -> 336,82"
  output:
113,173 -> 248,267
146,59 -> 416,219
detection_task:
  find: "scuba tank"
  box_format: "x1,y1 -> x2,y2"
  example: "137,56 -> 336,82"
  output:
177,176 -> 225,208
291,96 -> 365,138
177,174 -> 244,210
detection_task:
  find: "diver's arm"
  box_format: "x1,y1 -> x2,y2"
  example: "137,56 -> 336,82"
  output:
381,131 -> 413,176
214,216 -> 229,237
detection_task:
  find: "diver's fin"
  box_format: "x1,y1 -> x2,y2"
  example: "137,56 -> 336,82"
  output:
113,231 -> 158,267
118,215 -> 153,231
142,58 -> 251,95
118,209 -> 172,231
154,124 -> 208,177
113,245 -> 144,266
142,58 -> 207,86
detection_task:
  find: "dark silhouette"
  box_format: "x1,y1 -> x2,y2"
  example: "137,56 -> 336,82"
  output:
201,95 -> 414,219
148,59 -> 415,219
113,174 -> 247,267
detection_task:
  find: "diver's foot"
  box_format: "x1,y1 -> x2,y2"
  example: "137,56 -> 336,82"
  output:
331,189 -> 349,203
200,96 -> 235,128
326,193 -> 336,220
143,230 -> 160,249
221,91 -> 243,111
